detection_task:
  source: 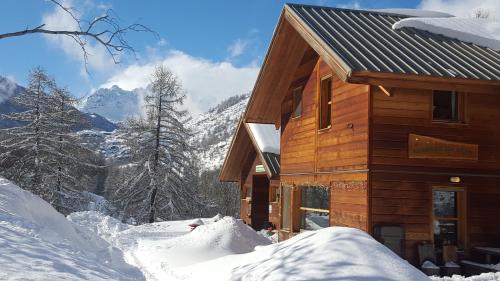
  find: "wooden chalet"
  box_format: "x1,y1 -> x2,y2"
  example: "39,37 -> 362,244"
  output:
221,4 -> 500,266
220,121 -> 281,230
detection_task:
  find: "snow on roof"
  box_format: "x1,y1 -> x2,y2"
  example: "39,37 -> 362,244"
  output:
247,123 -> 280,155
393,17 -> 500,51
376,8 -> 454,18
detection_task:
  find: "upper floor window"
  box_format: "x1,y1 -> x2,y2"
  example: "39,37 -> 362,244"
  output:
319,76 -> 332,129
433,91 -> 461,122
292,86 -> 303,118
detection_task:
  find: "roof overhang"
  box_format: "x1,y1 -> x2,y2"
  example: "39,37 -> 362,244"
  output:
244,5 -> 500,124
219,121 -> 276,182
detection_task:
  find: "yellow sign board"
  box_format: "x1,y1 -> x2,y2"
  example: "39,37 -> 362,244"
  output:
408,133 -> 478,160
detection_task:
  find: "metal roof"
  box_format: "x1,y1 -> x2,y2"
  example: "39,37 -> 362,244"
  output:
262,152 -> 280,177
286,4 -> 500,81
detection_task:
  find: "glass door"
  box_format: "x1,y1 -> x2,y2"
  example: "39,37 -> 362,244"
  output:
433,188 -> 466,250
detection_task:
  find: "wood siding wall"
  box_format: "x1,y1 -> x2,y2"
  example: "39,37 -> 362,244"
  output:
370,86 -> 500,263
240,154 -> 280,228
280,59 -> 370,231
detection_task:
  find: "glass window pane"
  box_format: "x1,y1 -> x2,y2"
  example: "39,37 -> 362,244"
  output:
282,186 -> 291,230
293,88 -> 302,118
434,220 -> 458,247
320,78 -> 332,129
433,91 -> 458,121
301,211 -> 329,230
301,187 -> 329,209
433,191 -> 457,217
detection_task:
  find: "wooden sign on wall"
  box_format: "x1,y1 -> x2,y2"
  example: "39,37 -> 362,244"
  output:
408,133 -> 478,160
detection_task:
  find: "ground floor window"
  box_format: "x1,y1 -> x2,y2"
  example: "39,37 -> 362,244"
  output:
433,187 -> 466,250
281,185 -> 292,231
299,186 -> 330,230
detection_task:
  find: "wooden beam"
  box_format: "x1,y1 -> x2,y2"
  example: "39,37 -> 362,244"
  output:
378,85 -> 392,97
350,71 -> 500,94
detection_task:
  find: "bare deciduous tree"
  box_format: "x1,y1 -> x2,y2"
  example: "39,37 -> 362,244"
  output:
0,0 -> 156,70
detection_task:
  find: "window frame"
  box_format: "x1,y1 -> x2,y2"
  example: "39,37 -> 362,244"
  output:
319,75 -> 333,130
431,186 -> 467,250
298,185 -> 330,231
292,86 -> 304,119
280,184 -> 293,231
432,90 -> 465,123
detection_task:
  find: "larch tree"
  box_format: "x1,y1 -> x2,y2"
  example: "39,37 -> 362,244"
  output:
113,65 -> 200,223
0,67 -> 96,210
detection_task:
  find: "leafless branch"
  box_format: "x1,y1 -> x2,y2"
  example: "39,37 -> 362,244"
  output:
0,0 -> 158,72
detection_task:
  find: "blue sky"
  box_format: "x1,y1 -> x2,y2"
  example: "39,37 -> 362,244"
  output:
0,0 -> 489,113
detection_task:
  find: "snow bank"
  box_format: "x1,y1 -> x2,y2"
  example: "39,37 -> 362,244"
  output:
180,226 -> 430,281
431,272 -> 500,281
247,123 -> 280,154
376,8 -> 454,18
67,211 -> 130,241
393,17 -> 500,51
0,178 -> 144,281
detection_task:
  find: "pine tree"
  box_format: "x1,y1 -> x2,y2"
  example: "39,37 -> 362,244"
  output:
113,65 -> 200,223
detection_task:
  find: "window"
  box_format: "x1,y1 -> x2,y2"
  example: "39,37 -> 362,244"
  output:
433,188 -> 466,249
281,185 -> 292,230
433,91 -> 461,122
292,86 -> 303,118
299,186 -> 330,230
269,186 -> 279,203
319,77 -> 332,129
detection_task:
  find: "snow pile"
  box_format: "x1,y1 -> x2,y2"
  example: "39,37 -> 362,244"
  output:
423,260 -> 440,269
247,123 -> 280,154
180,226 -> 430,281
393,17 -> 500,51
67,211 -> 130,241
432,272 -> 500,281
377,8 -> 454,18
0,178 -> 144,281
132,217 -> 271,271
258,229 -> 279,243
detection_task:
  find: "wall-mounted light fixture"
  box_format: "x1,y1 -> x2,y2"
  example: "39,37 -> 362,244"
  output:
450,176 -> 461,183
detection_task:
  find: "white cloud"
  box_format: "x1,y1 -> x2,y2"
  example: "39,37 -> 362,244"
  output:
336,1 -> 362,9
41,0 -> 117,75
227,39 -> 249,59
419,0 -> 500,18
101,50 -> 259,115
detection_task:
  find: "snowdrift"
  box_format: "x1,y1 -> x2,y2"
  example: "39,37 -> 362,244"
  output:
125,216 -> 272,280
181,226 -> 430,281
67,211 -> 130,241
0,178 -> 144,281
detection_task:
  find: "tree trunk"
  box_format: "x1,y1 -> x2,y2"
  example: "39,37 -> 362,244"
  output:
149,94 -> 162,223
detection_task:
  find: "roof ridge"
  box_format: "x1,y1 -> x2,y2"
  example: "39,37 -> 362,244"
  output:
285,3 -> 409,18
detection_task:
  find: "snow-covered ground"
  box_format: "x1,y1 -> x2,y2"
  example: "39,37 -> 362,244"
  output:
2,177 -> 499,281
0,178 -> 144,281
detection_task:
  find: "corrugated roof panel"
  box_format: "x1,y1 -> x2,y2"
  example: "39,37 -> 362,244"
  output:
287,4 -> 500,81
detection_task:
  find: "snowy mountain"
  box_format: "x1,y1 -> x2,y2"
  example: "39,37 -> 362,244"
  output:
0,76 -> 117,132
187,94 -> 249,171
75,93 -> 249,168
79,85 -> 142,123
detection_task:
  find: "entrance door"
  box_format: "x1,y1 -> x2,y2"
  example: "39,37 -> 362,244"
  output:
251,175 -> 270,230
433,187 -> 467,250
